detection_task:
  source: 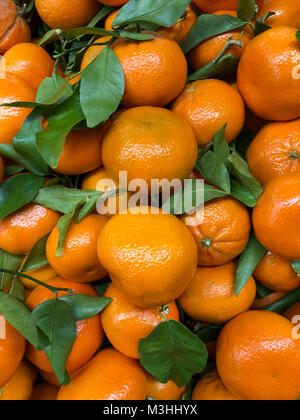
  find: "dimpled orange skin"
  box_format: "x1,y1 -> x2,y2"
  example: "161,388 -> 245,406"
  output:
0,73 -> 35,144
0,319 -> 25,388
57,348 -> 147,400
101,283 -> 180,359
98,208 -> 198,308
189,11 -> 254,71
46,214 -> 108,283
254,252 -> 300,292
3,43 -> 56,91
179,262 -> 256,324
146,374 -> 187,401
0,203 -> 61,255
26,277 -> 104,374
246,119 -> 300,185
30,383 -> 59,401
0,361 -> 35,401
252,291 -> 287,309
283,302 -> 300,322
217,310 -> 300,400
238,26 -> 300,122
54,124 -> 109,175
192,0 -> 238,13
181,197 -> 251,266
256,0 -> 300,28
252,173 -> 300,260
158,6 -> 197,44
192,370 -> 240,400
35,0 -> 100,31
102,106 -> 198,188
172,79 -> 245,148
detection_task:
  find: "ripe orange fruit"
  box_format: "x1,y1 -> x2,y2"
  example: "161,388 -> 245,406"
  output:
30,383 -> 59,401
252,173 -> 300,260
39,370 -> 61,387
158,6 -> 197,44
192,0 -> 239,13
19,259 -> 56,290
46,214 -> 108,283
54,124 -> 109,175
102,106 -> 198,188
192,370 -> 240,400
0,0 -> 31,54
283,302 -> 300,322
0,156 -> 4,183
237,26 -> 300,121
0,361 -> 35,400
181,197 -> 251,266
256,0 -> 300,28
82,33 -> 188,107
97,207 -> 198,307
101,283 -> 180,358
252,291 -> 287,309
57,348 -> 147,400
172,79 -> 245,148
99,0 -> 129,5
217,310 -> 300,400
189,11 -> 254,71
0,73 -> 35,144
80,36 -> 112,70
0,318 -> 25,388
146,374 -> 187,400
179,261 -> 256,324
26,277 -> 104,374
104,9 -> 119,30
0,203 -> 61,255
3,43 -> 57,91
246,119 -> 300,185
35,0 -> 101,31
254,252 -> 300,292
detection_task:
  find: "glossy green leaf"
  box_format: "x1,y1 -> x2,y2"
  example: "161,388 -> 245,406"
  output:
0,144 -> 46,176
56,211 -> 76,257
9,277 -> 25,302
256,281 -> 273,299
37,29 -> 64,47
196,324 -> 223,342
196,151 -> 231,193
291,261 -> 300,277
230,179 -> 256,207
237,0 -> 255,22
66,27 -> 154,41
87,5 -> 114,28
59,294 -> 112,321
4,164 -> 24,176
36,75 -> 73,106
0,249 -> 23,291
213,125 -> 230,168
188,54 -> 238,82
22,235 -> 49,273
264,288 -> 300,313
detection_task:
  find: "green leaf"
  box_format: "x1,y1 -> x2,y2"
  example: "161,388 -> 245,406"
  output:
94,281 -> 111,297
0,291 -> 39,347
21,235 -> 49,273
296,30 -> 300,43
66,27 -> 154,41
37,29 -> 64,47
0,144 -> 45,176
0,174 -> 44,219
80,46 -> 124,128
213,125 -> 230,168
235,232 -> 267,296
196,324 -> 223,342
230,179 -> 256,207
234,129 -> 255,159
36,75 -> 73,106
76,195 -> 99,223
182,14 -> 247,54
256,281 -> 273,299
291,261 -> 300,277
56,211 -> 76,257
188,54 -> 238,82
36,91 -> 85,169
4,164 -> 24,176
264,288 -> 300,313
59,294 -> 112,321
139,320 -> 208,388
9,277 -> 25,302
196,151 -> 231,193
237,0 -> 255,22
87,5 -> 114,28
228,151 -> 263,200
31,299 -> 77,385
0,249 -> 23,291
112,0 -> 190,29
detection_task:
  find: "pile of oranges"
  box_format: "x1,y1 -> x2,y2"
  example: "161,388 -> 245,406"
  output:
0,0 -> 299,401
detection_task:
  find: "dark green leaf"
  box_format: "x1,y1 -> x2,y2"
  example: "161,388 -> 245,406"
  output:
37,29 -> 64,47
66,27 -> 154,41
0,249 -> 23,291
196,324 -> 223,342
235,232 -> 267,296
237,0 -> 255,22
296,30 -> 300,43
264,288 -> 300,313
4,164 -> 24,176
76,195 -> 99,222
230,179 -> 256,207
256,281 -> 273,299
56,211 -> 76,257
196,151 -> 231,193
94,281 -> 111,297
87,5 -> 114,28
139,320 -> 208,387
291,261 -> 300,277
0,174 -> 44,219
0,143 -> 46,176
9,277 -> 25,302
22,235 -> 49,273
59,294 -> 112,321
188,54 -> 238,82
36,75 -> 73,106
234,129 -> 255,159
213,125 -> 230,168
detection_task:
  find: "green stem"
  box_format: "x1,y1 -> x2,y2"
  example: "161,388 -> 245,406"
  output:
158,305 -> 169,322
212,38 -> 242,64
202,238 -> 212,248
289,151 -> 300,159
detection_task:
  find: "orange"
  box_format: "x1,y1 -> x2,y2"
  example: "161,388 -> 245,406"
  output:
19,260 -> 56,290
26,277 -> 104,374
101,283 -> 180,358
0,156 -> 4,183
283,302 -> 300,322
189,11 -> 254,71
30,383 -> 59,400
0,203 -> 61,255
246,119 -> 300,185
252,291 -> 287,309
39,370 -> 61,387
172,79 -> 245,148
158,6 -> 197,44
256,0 -> 300,28
0,317 -> 25,388
0,0 -> 31,54
0,361 -> 35,400
181,197 -> 251,266
0,73 -> 35,144
99,0 -> 129,5
192,0 -> 239,13
252,173 -> 300,260
179,261 -> 256,324
146,374 -> 187,400
104,9 -> 119,30
101,106 -> 198,189
254,252 -> 300,292
57,348 -> 147,400
80,36 -> 112,70
3,43 -> 57,91
46,214 -> 108,283
192,370 -> 240,400
81,33 -> 188,107
35,0 -> 101,31
217,310 -> 300,400
237,26 -> 300,121
97,207 -> 198,307
54,124 -> 109,175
